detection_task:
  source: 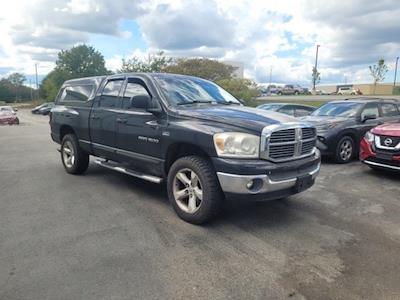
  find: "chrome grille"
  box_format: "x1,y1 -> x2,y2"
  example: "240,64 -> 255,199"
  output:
302,128 -> 316,140
301,140 -> 316,155
270,129 -> 296,143
261,124 -> 317,162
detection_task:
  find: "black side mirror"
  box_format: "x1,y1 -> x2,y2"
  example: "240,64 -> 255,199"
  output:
362,114 -> 377,122
129,94 -> 150,110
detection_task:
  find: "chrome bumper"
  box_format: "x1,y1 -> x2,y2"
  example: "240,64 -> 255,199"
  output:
217,163 -> 320,195
363,160 -> 400,171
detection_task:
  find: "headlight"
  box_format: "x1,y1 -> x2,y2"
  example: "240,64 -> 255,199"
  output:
316,122 -> 340,134
365,131 -> 375,143
213,132 -> 260,158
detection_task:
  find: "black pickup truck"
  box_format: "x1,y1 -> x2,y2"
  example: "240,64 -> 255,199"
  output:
50,73 -> 320,224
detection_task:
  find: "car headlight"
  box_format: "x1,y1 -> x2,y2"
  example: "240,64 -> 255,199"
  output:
316,122 -> 340,134
213,132 -> 260,158
365,131 -> 375,143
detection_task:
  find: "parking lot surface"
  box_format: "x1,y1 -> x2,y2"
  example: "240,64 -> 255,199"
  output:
1,110 -> 400,300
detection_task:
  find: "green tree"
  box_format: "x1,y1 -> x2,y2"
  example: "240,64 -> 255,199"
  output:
6,73 -> 26,101
216,78 -> 260,106
119,51 -> 172,73
40,44 -> 110,101
163,58 -> 236,81
56,44 -> 110,77
8,73 -> 26,86
369,58 -> 388,94
311,67 -> 320,91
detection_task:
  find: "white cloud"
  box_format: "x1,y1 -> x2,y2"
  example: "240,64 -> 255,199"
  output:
0,0 -> 399,86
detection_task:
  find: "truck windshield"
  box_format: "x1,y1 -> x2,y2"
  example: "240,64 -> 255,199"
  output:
154,75 -> 240,106
311,102 -> 362,117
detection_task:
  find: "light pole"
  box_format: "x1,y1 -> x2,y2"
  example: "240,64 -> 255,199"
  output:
394,57 -> 399,87
313,45 -> 320,92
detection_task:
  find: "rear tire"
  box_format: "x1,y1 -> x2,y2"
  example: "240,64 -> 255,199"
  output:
167,156 -> 223,224
334,136 -> 354,164
61,134 -> 89,174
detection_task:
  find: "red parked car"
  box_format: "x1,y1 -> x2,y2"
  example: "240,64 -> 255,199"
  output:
0,106 -> 19,125
360,122 -> 400,172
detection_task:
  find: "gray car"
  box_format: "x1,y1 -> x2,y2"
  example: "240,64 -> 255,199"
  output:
257,103 -> 316,117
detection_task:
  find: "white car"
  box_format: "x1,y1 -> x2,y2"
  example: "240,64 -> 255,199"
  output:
337,87 -> 357,95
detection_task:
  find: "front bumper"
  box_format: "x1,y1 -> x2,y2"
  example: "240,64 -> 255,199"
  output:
214,150 -> 321,200
360,138 -> 400,171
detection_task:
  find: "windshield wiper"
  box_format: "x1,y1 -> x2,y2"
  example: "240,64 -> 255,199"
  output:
177,100 -> 213,106
217,101 -> 240,105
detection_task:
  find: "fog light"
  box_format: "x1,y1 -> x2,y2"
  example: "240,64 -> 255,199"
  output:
246,180 -> 254,189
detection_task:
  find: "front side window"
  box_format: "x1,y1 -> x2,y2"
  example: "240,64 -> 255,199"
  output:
100,80 -> 123,108
381,103 -> 399,117
312,102 -> 362,117
122,81 -> 150,109
154,75 -> 240,106
360,103 -> 380,119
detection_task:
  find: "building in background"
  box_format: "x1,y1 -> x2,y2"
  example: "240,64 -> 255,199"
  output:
317,83 -> 395,95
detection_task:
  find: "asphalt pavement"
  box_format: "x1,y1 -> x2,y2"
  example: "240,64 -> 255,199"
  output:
1,110 -> 400,300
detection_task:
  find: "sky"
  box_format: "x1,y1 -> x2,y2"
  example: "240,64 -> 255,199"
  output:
0,0 -> 399,87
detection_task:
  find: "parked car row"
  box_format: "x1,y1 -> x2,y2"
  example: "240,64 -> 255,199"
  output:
0,106 -> 19,125
256,98 -> 400,168
261,84 -> 311,96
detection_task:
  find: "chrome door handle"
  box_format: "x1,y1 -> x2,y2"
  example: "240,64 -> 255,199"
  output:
91,115 -> 100,120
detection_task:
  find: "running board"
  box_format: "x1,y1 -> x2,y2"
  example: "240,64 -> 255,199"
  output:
94,160 -> 163,184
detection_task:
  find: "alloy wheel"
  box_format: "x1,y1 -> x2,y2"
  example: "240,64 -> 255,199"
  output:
173,168 -> 203,214
339,140 -> 353,161
62,141 -> 75,168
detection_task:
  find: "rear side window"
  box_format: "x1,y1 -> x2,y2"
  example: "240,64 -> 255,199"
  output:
59,85 -> 94,102
381,103 -> 399,117
278,105 -> 295,116
100,80 -> 124,108
295,106 -> 314,117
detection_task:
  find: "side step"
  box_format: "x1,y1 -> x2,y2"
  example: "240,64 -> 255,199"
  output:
94,160 -> 163,184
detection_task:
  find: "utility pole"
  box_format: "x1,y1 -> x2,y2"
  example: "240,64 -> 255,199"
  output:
394,57 -> 399,87
313,45 -> 320,92
35,63 -> 39,100
29,79 -> 33,101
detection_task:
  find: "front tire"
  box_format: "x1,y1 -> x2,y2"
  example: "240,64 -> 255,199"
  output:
61,134 -> 89,174
167,156 -> 223,224
334,136 -> 354,163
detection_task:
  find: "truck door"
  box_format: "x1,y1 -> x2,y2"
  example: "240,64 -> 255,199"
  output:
116,77 -> 163,175
89,78 -> 124,159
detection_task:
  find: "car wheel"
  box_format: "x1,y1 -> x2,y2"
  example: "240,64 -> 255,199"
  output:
335,136 -> 354,163
61,134 -> 89,174
15,118 -> 19,125
167,156 -> 223,224
338,93 -> 342,95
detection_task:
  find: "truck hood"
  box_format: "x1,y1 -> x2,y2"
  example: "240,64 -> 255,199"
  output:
371,122 -> 400,137
175,105 -> 298,132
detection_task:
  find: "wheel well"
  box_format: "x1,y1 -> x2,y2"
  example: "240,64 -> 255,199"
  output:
60,125 -> 75,141
165,143 -> 209,174
338,132 -> 359,151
